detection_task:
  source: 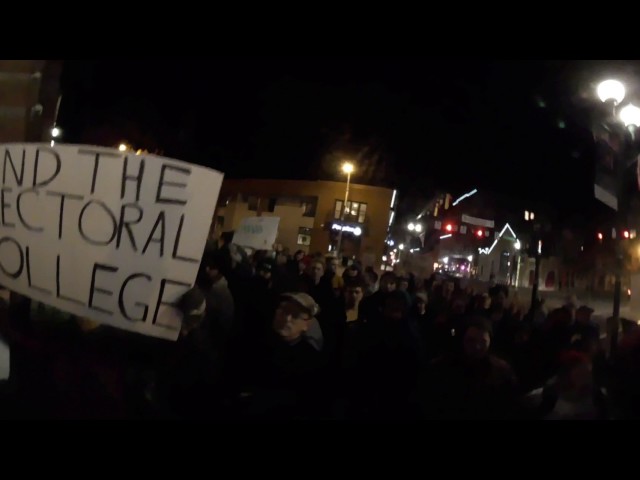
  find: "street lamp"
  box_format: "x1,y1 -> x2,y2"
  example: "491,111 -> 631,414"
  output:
595,79 -> 635,354
525,210 -> 542,313
620,103 -> 640,131
335,161 -> 355,259
597,79 -> 626,105
408,222 -> 415,231
414,223 -> 423,233
51,127 -> 61,138
118,143 -> 128,152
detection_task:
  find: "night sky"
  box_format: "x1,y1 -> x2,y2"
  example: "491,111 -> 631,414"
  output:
57,58 -> 640,228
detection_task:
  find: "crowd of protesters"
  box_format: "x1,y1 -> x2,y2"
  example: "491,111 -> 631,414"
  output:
2,236 -> 640,420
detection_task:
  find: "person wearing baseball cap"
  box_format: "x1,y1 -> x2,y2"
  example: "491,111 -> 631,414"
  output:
273,292 -> 324,351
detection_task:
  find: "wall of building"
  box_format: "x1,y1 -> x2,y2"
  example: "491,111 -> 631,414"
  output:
217,200 -> 315,253
0,60 -> 61,143
215,179 -> 395,261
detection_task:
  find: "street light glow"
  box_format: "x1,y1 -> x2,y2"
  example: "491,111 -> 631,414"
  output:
51,127 -> 61,138
414,224 -> 423,233
597,79 -> 626,104
408,222 -> 415,231
399,244 -> 405,250
118,143 -> 128,152
342,162 -> 354,174
514,240 -> 521,250
620,103 -> 640,127
467,255 -> 473,262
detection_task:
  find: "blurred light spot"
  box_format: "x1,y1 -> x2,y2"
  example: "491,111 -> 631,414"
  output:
558,120 -> 566,129
536,96 -> 546,108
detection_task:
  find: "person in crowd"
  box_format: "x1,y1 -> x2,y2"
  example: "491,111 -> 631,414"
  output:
363,268 -> 379,296
421,318 -> 518,420
344,280 -> 365,323
240,293 -> 336,420
358,271 -> 398,325
324,256 -> 345,296
522,350 -> 607,420
197,249 -> 236,341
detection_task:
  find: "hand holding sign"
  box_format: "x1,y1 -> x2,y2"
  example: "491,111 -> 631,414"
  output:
0,143 -> 223,340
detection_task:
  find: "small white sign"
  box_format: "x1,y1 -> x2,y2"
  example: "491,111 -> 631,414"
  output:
232,216 -> 280,250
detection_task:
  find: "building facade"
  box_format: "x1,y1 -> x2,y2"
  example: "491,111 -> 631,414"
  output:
214,178 -> 397,266
0,60 -> 62,143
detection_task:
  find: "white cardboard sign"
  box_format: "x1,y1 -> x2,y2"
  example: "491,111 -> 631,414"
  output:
0,143 -> 223,341
232,216 -> 280,250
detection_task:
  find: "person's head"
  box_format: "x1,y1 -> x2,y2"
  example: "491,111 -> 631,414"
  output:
415,291 -> 428,314
398,276 -> 409,291
257,261 -> 273,281
298,258 -> 308,274
365,270 -> 378,287
178,288 -> 207,337
576,305 -> 594,324
344,281 -> 365,308
451,294 -> 468,315
197,249 -> 231,287
326,256 -> 340,274
382,290 -> 410,321
557,350 -> 592,394
311,260 -> 324,281
345,264 -> 360,278
294,250 -> 305,262
462,319 -> 492,360
565,295 -> 578,318
379,272 -> 397,293
272,293 -> 320,344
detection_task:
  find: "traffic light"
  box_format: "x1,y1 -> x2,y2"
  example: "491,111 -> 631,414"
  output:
445,224 -> 453,232
475,229 -> 484,238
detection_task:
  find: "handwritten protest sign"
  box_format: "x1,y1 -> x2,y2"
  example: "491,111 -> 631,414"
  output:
232,216 -> 280,250
0,143 -> 223,340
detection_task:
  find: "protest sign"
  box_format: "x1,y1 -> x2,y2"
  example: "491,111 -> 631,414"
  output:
232,216 -> 280,250
0,143 -> 223,340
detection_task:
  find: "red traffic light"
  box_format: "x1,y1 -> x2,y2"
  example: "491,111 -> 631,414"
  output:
597,232 -> 603,240
476,229 -> 483,238
445,224 -> 453,232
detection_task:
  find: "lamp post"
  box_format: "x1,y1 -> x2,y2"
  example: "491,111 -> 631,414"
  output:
525,210 -> 542,313
335,161 -> 354,259
595,78 -> 640,354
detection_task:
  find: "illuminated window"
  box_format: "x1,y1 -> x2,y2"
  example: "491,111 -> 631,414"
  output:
297,227 -> 312,246
358,203 -> 367,223
334,200 -> 367,223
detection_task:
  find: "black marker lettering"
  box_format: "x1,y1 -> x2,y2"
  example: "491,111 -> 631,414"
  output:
142,211 -> 166,257
3,148 -> 25,186
16,189 -> 43,232
25,246 -> 50,294
33,147 -> 61,188
0,236 -> 23,279
118,273 -> 152,322
152,278 -> 190,327
56,255 -> 84,305
77,148 -> 120,195
78,200 -> 117,246
46,191 -> 84,240
88,263 -> 118,315
1,187 -> 14,228
121,156 -> 145,202
155,164 -> 190,205
172,214 -> 198,263
116,203 -> 143,251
